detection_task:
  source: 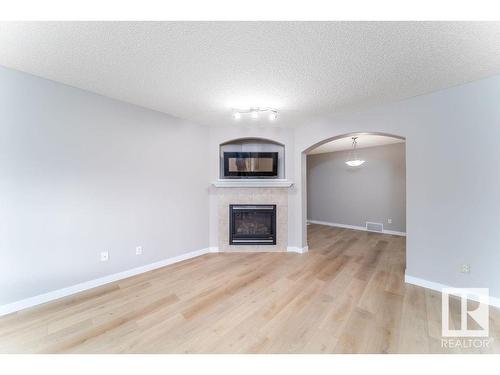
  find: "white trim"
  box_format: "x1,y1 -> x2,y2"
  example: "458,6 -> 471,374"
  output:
0,247 -> 213,317
383,229 -> 406,236
207,247 -> 219,253
287,246 -> 309,254
405,274 -> 500,308
307,219 -> 406,237
212,179 -> 294,188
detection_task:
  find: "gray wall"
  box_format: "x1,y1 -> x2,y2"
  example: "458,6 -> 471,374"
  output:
307,143 -> 406,232
3,62 -> 500,307
0,66 -> 209,305
292,75 -> 500,299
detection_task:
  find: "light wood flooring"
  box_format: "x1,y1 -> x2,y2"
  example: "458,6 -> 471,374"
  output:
1,224 -> 499,353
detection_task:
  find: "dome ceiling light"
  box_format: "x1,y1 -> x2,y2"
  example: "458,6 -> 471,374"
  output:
345,136 -> 366,167
232,107 -> 278,122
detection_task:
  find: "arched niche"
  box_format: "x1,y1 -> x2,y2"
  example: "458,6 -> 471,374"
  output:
219,137 -> 286,179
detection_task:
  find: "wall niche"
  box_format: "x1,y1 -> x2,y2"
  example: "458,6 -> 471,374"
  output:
219,138 -> 285,179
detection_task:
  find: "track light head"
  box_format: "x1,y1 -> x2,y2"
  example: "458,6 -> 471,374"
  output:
231,107 -> 278,122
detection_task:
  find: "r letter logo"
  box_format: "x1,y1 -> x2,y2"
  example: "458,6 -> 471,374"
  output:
442,288 -> 489,337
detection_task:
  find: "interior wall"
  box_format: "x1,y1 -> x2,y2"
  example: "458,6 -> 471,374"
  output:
0,66 -> 210,306
291,75 -> 500,299
3,63 -> 499,306
307,143 -> 406,233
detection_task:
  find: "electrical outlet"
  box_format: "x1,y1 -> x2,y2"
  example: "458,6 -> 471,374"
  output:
461,264 -> 470,273
387,218 -> 392,224
100,251 -> 109,262
136,246 -> 143,255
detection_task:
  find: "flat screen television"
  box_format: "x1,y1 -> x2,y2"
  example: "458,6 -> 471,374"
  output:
223,152 -> 278,178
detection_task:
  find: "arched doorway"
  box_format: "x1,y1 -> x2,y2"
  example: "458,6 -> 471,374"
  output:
301,131 -> 406,249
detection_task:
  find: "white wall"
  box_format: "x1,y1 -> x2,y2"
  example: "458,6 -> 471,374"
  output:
0,67 -> 210,305
291,76 -> 500,299
307,143 -> 406,232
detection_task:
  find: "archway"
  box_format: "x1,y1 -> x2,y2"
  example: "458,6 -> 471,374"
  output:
300,131 -> 406,250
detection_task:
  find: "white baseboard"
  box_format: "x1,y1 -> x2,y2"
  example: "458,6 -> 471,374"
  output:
0,247 -> 214,317
405,273 -> 500,308
208,247 -> 219,253
287,246 -> 309,254
307,219 -> 406,237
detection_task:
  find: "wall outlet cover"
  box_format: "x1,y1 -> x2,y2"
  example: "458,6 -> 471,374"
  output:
136,246 -> 143,255
100,251 -> 109,262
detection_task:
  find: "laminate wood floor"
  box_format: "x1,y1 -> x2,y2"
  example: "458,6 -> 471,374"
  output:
1,224 -> 499,353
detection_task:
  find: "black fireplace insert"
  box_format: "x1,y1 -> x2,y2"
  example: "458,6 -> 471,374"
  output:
229,204 -> 276,245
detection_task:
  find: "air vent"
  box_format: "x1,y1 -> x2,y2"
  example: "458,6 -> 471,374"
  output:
366,222 -> 384,233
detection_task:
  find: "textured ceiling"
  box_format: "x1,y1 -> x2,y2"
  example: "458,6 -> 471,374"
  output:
1,21 -> 500,127
308,134 -> 404,155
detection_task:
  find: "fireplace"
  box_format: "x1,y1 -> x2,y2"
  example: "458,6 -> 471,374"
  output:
229,204 -> 276,245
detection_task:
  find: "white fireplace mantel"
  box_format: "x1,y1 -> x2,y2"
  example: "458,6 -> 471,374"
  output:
212,179 -> 294,188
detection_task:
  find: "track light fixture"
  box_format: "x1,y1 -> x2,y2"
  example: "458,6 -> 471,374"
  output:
232,107 -> 278,122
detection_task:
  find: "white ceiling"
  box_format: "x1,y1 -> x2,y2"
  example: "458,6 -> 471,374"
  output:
308,134 -> 404,155
1,21 -> 500,127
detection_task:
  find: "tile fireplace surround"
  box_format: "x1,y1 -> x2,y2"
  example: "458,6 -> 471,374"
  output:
215,187 -> 288,252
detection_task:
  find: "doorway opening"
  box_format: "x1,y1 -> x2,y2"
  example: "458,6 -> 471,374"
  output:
303,132 -> 406,250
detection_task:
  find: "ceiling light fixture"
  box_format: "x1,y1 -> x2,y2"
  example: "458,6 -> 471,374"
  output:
231,107 -> 278,122
345,137 -> 365,167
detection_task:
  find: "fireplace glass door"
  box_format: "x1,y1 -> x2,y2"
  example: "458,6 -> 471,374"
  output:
229,205 -> 276,245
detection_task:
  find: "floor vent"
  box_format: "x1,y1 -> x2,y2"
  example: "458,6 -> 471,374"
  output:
366,222 -> 384,233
